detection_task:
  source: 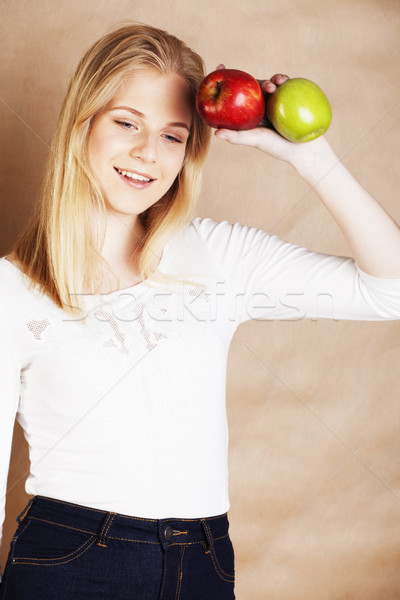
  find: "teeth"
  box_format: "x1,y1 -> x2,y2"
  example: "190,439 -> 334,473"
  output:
117,168 -> 151,182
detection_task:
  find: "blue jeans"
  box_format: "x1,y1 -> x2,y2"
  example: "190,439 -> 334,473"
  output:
0,495 -> 235,599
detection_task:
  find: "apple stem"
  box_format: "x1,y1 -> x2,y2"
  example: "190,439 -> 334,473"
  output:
216,80 -> 221,98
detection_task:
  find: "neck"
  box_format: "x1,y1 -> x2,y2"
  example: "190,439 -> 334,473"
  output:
98,211 -> 145,268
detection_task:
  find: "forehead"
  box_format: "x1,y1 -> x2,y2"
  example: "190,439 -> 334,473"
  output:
107,69 -> 193,124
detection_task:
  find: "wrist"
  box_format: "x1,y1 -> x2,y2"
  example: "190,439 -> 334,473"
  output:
291,136 -> 339,185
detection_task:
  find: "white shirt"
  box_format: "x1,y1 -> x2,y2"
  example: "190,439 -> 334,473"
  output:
1,217 -> 400,557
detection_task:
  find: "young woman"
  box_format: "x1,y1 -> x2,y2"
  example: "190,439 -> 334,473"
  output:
0,22 -> 399,600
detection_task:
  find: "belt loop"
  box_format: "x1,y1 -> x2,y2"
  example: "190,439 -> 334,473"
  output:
16,497 -> 35,525
200,519 -> 214,554
97,512 -> 116,548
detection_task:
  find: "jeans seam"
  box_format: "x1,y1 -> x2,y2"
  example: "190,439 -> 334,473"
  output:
25,517 -> 166,545
34,496 -> 158,523
207,549 -> 235,583
11,536 -> 97,566
107,536 -> 161,544
97,512 -> 116,548
22,517 -> 229,545
175,545 -> 186,600
0,520 -> 32,598
27,516 -> 97,536
159,545 -> 168,600
203,522 -> 234,582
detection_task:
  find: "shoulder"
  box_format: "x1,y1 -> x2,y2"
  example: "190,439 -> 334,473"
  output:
187,216 -> 238,243
188,216 -> 271,251
0,255 -> 43,313
189,216 -> 225,232
177,217 -> 237,255
0,254 -> 27,289
189,216 -> 260,239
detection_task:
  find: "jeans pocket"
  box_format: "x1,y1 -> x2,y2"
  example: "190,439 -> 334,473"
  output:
208,534 -> 235,583
11,518 -> 97,566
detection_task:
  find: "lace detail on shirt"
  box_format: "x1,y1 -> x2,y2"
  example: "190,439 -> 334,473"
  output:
136,304 -> 169,351
27,318 -> 50,340
189,287 -> 209,303
93,309 -> 129,355
23,284 -> 214,378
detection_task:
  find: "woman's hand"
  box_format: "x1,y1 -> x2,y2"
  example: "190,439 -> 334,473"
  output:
213,67 -> 331,169
212,67 -> 400,279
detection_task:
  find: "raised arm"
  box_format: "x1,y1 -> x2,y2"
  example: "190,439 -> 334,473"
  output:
214,74 -> 400,279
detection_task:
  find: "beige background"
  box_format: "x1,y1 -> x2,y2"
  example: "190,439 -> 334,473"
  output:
1,0 -> 400,598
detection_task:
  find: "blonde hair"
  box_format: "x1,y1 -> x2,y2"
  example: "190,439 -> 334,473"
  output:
8,22 -> 211,318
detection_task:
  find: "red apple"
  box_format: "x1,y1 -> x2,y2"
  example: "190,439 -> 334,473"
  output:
196,68 -> 265,130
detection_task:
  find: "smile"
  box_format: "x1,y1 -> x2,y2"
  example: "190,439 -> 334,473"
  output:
114,167 -> 154,182
114,167 -> 155,189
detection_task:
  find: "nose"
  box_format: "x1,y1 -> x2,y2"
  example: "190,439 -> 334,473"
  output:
130,131 -> 157,164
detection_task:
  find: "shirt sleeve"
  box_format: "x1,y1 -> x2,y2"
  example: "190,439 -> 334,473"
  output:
192,217 -> 400,324
0,301 -> 21,572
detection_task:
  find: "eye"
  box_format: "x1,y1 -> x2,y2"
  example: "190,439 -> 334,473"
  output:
115,120 -> 137,131
163,134 -> 183,144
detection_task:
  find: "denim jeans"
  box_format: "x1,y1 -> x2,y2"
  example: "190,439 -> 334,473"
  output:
0,495 -> 235,599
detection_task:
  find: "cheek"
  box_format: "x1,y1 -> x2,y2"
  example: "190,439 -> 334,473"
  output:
87,131 -> 104,170
165,147 -> 186,178
87,126 -> 121,169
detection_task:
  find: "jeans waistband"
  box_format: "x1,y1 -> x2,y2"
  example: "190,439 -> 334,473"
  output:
20,495 -> 230,549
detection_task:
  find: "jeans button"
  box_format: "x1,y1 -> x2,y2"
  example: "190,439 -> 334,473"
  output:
164,526 -> 174,541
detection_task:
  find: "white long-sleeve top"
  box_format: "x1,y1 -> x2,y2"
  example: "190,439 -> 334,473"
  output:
1,217 -> 400,557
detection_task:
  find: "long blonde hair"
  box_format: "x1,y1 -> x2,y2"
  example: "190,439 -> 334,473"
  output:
8,22 -> 211,318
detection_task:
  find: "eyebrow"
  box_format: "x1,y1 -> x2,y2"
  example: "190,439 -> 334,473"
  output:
109,106 -> 191,131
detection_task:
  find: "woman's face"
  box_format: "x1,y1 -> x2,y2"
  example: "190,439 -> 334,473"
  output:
87,69 -> 192,219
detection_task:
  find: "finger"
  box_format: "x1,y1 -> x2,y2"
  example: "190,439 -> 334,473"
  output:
214,127 -> 266,146
215,63 -> 226,70
259,73 -> 290,93
270,73 -> 289,85
260,80 -> 277,93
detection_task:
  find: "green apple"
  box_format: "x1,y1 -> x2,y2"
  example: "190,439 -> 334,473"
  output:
266,78 -> 332,143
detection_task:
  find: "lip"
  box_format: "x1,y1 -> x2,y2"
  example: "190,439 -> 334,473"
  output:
114,166 -> 156,180
114,166 -> 156,189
